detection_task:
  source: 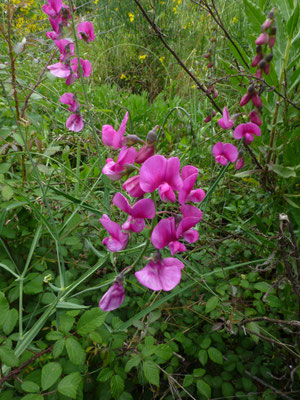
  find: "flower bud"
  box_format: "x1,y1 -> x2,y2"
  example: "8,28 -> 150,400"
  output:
204,109 -> 216,122
207,62 -> 213,68
252,94 -> 262,108
125,134 -> 143,146
268,8 -> 275,19
252,54 -> 263,67
146,125 -> 159,144
249,110 -> 262,126
264,63 -> 270,75
258,59 -> 267,70
239,92 -> 252,107
255,32 -> 269,45
255,69 -> 263,78
135,144 -> 155,164
123,175 -> 145,198
235,156 -> 245,170
213,88 -> 219,99
262,18 -> 272,31
204,53 -> 211,59
269,36 -> 276,48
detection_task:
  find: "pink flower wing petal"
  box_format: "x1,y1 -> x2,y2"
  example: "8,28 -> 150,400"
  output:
99,282 -> 125,311
112,192 -> 131,215
140,155 -> 166,192
151,217 -> 176,249
212,142 -> 224,157
223,143 -> 238,163
131,198 -> 156,219
165,157 -> 182,190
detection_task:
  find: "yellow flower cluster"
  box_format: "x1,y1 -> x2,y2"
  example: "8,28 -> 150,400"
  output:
7,0 -> 47,35
139,55 -> 147,60
128,12 -> 134,22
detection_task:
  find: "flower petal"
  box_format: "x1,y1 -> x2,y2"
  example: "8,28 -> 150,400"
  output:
131,198 -> 156,219
113,192 -> 131,215
223,143 -> 238,163
151,217 -> 176,249
140,155 -> 166,192
99,282 -> 125,311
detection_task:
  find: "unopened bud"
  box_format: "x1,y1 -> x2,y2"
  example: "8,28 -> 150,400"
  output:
256,45 -> 262,54
247,84 -> 256,94
213,88 -> 218,99
204,53 -> 211,59
262,18 -> 272,31
207,62 -> 213,68
265,53 -> 273,63
146,125 -> 159,144
268,8 -> 275,19
125,134 -> 143,146
258,59 -> 267,69
270,26 -> 277,35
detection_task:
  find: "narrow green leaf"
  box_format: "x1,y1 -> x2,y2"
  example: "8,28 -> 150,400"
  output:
287,4 -> 299,37
198,349 -> 208,366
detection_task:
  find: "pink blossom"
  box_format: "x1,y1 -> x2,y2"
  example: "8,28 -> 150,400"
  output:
112,192 -> 155,233
249,110 -> 262,126
102,147 -> 137,181
47,62 -> 71,78
135,257 -> 184,291
233,123 -> 261,144
212,142 -> 238,165
99,282 -> 125,311
99,214 -> 129,252
102,112 -> 128,149
151,205 -> 202,255
55,39 -> 74,62
178,165 -> 205,205
235,155 -> 245,170
122,175 -> 146,198
42,0 -> 62,17
77,21 -> 95,43
46,31 -> 61,40
139,155 -> 182,203
255,32 -> 269,45
59,4 -> 72,26
66,114 -> 83,132
70,57 -> 92,78
135,144 -> 155,164
59,92 -> 80,112
49,16 -> 60,33
218,107 -> 234,130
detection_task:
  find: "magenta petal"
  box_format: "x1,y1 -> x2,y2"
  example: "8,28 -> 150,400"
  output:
151,217 -> 176,249
48,62 -> 71,78
66,114 -> 83,132
169,241 -> 186,255
233,124 -> 245,140
165,157 -> 182,191
59,92 -> 79,112
113,192 -> 131,215
187,188 -> 205,203
102,234 -> 128,252
102,125 -> 118,147
81,59 -> 92,77
223,143 -> 238,163
244,133 -> 254,144
181,165 -> 198,180
77,21 -> 95,42
212,142 -> 224,157
180,204 -> 203,220
215,155 -> 228,165
140,155 -> 166,192
218,107 -> 234,130
135,144 -> 155,164
117,146 -> 136,167
122,176 -> 145,198
117,112 -> 128,137
131,198 -> 156,219
158,183 -> 176,203
183,228 -> 199,243
135,258 -> 184,291
246,122 -> 261,136
122,216 -> 145,233
99,214 -> 122,239
178,173 -> 198,205
99,282 -> 125,311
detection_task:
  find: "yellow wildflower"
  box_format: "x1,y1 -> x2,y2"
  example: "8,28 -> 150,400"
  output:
128,12 -> 134,22
94,0 -> 99,4
139,55 -> 147,60
159,56 -> 165,63
115,7 -> 118,11
120,74 -> 126,80
231,17 -> 238,24
191,84 -> 196,89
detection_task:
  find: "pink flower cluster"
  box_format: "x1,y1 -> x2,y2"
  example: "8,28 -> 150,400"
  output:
42,0 -> 95,132
98,115 -> 206,311
211,8 -> 276,170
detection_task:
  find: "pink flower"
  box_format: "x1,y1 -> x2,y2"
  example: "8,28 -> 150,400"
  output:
255,32 -> 269,45
47,62 -> 71,78
135,144 -> 155,164
135,257 -> 184,291
249,110 -> 262,126
212,142 -> 238,165
123,175 -> 146,198
252,94 -> 262,108
218,107 -> 234,130
70,57 -> 92,78
55,39 -> 74,62
99,282 -> 125,311
233,123 -> 261,144
102,147 -> 137,181
42,0 -> 62,17
49,17 -> 60,34
59,92 -> 80,112
77,21 -> 95,43
112,192 -> 155,233
178,165 -> 205,205
99,214 -> 129,252
139,155 -> 182,203
66,114 -> 83,132
151,205 -> 202,255
102,112 -> 128,149
46,31 -> 61,40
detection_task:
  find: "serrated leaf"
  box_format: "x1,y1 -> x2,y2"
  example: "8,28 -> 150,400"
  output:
52,338 -> 65,358
125,356 -> 141,372
77,308 -> 107,336
198,349 -> 208,366
46,331 -> 64,341
58,313 -> 74,333
208,347 -> 223,365
21,381 -> 40,393
205,296 -> 219,313
65,337 -> 86,365
41,362 -> 62,390
57,372 -> 82,399
3,309 -> 18,335
0,346 -> 19,367
143,360 -> 159,386
246,322 -> 260,344
97,368 -> 114,382
197,379 -> 211,399
1,185 -> 14,201
155,344 -> 173,361
254,282 -> 271,292
22,395 -> 43,400
110,375 -> 124,399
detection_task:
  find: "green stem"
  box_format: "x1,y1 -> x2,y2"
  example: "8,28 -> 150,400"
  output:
265,37 -> 292,166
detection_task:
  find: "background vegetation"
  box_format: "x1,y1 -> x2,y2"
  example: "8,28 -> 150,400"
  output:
0,0 -> 299,399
